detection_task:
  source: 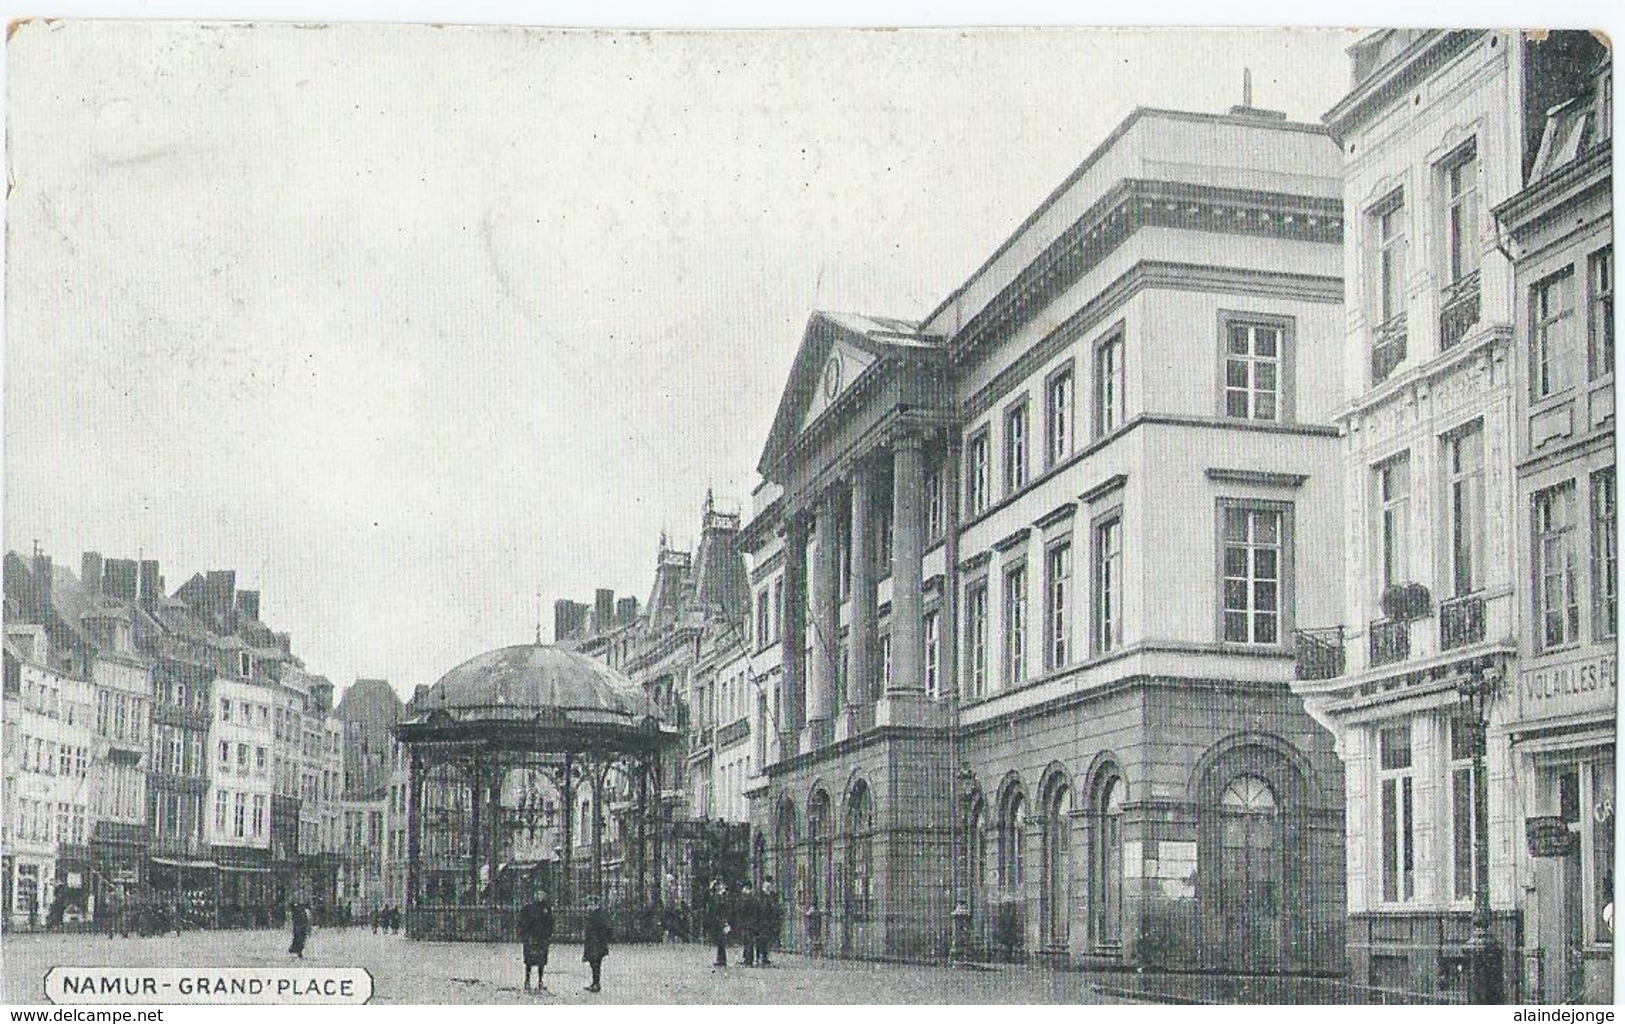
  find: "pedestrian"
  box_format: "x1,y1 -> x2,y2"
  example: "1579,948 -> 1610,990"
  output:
705,880 -> 730,967
371,903 -> 380,934
288,899 -> 310,958
757,876 -> 781,967
518,892 -> 554,991
581,897 -> 610,994
738,882 -> 758,967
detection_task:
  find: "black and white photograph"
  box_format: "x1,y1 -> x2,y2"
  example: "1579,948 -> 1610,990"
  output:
0,14 -> 1616,1008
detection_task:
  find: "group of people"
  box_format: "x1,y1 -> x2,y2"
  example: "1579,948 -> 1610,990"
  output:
516,893 -> 612,995
368,905 -> 404,933
704,876 -> 783,968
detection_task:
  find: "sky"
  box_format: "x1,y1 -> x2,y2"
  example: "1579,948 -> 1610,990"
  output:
5,22 -> 1359,699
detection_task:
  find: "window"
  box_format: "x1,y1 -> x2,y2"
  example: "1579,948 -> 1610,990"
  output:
772,579 -> 783,642
1442,144 -> 1480,284
1092,774 -> 1125,948
1449,716 -> 1478,902
967,429 -> 991,516
878,633 -> 892,696
1224,322 -> 1283,421
1094,516 -> 1123,654
1222,505 -> 1286,646
1535,482 -> 1582,649
220,697 -> 231,722
1374,454 -> 1412,597
1004,400 -> 1029,495
1532,269 -> 1576,400
1446,424 -> 1485,597
239,652 -> 252,677
1045,542 -> 1072,670
236,743 -> 249,773
923,610 -> 940,698
255,746 -> 267,775
1591,247 -> 1614,379
215,790 -> 228,831
1593,468 -> 1617,640
925,465 -> 945,540
1095,332 -> 1125,437
253,795 -> 266,838
233,793 -> 246,839
1378,724 -> 1415,903
1045,365 -> 1074,467
218,740 -> 230,770
965,581 -> 989,699
1003,562 -> 1028,688
999,790 -> 1028,897
756,589 -> 771,649
1373,193 -> 1408,324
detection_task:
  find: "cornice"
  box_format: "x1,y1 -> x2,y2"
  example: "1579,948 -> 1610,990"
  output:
1322,31 -> 1485,141
1494,144 -> 1612,236
1204,468 -> 1308,489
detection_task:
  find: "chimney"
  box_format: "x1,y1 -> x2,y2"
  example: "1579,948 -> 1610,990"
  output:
616,596 -> 639,627
593,589 -> 615,634
205,570 -> 237,633
139,560 -> 161,610
275,632 -> 292,655
236,589 -> 261,622
105,559 -> 139,604
81,553 -> 104,601
553,600 -> 589,643
25,550 -> 54,622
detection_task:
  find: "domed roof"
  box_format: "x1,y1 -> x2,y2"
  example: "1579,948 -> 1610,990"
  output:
404,644 -> 665,734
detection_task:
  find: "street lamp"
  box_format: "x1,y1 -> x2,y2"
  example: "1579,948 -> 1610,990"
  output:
1457,662 -> 1504,1005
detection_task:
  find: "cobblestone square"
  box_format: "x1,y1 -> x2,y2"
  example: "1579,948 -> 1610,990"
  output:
3,929 -> 1135,1005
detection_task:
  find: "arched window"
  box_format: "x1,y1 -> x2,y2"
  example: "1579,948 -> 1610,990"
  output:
999,789 -> 1027,897
1222,775 -> 1277,812
846,781 -> 875,920
807,790 -> 832,915
775,798 -> 798,918
965,794 -> 988,931
1043,779 -> 1071,947
1091,772 -> 1125,948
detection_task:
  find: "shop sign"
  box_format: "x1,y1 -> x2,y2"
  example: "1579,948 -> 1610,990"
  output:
1516,651 -> 1616,723
1526,815 -> 1579,858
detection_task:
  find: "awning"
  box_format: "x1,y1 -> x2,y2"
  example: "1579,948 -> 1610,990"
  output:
149,857 -> 218,869
218,864 -> 271,874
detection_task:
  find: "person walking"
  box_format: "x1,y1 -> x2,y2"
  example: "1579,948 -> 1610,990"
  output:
288,899 -> 310,958
757,877 -> 781,967
738,882 -> 758,967
705,880 -> 730,967
581,897 -> 610,994
518,893 -> 555,991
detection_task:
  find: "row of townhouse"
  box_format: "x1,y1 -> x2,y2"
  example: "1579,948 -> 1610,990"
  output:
1,548 -> 356,929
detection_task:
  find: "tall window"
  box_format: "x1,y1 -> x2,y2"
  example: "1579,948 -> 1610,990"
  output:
1003,563 -> 1028,688
847,783 -> 875,920
1378,724 -> 1415,903
1533,269 -> 1576,400
215,789 -> 228,831
233,793 -> 247,839
967,430 -> 991,516
965,582 -> 988,699
1225,322 -> 1283,421
1590,247 -> 1614,379
1446,424 -> 1485,597
1592,468 -> 1617,640
1046,366 -> 1074,468
1449,716 -> 1478,902
253,794 -> 267,838
1221,505 -> 1284,645
1094,516 -> 1123,654
1095,333 -> 1126,437
756,589 -> 771,649
1045,543 -> 1072,670
1373,193 -> 1407,324
1092,774 -> 1125,947
1442,144 -> 1480,284
923,610 -> 940,699
999,791 -> 1027,897
1375,454 -> 1412,597
1535,481 -> 1582,649
1005,401 -> 1029,495
772,579 -> 783,642
925,465 -> 944,540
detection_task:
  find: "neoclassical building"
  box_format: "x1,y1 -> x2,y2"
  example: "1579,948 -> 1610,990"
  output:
744,103 -> 1350,973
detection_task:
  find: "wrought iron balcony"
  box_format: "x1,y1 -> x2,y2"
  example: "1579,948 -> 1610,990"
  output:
1293,626 -> 1346,680
1369,618 -> 1411,668
1439,592 -> 1487,651
1371,313 -> 1408,384
1439,271 -> 1482,351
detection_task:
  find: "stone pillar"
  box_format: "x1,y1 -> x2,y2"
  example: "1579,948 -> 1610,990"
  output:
840,460 -> 877,741
879,433 -> 927,726
805,490 -> 840,750
780,514 -> 810,758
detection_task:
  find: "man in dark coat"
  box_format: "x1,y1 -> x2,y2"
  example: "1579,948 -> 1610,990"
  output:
756,877 -> 781,967
738,883 -> 758,966
705,880 -> 730,967
581,897 -> 610,993
518,894 -> 555,991
288,900 -> 310,958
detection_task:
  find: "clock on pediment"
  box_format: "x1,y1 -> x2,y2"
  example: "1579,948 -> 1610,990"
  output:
822,351 -> 843,401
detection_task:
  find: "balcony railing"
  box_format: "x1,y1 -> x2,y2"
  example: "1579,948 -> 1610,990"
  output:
1439,271 -> 1482,351
1371,313 -> 1409,384
1439,592 -> 1487,651
1293,626 -> 1346,680
1369,619 -> 1411,668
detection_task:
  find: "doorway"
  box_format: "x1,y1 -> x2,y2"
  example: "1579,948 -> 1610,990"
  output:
1216,774 -> 1283,972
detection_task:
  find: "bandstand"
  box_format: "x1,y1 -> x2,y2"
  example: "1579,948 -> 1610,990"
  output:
395,643 -> 677,942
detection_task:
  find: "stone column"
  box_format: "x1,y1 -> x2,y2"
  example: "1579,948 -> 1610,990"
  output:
879,433 -> 927,726
840,459 -> 877,741
804,490 -> 840,750
780,514 -> 810,759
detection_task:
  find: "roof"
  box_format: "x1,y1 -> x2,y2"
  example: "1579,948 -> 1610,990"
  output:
403,643 -> 668,734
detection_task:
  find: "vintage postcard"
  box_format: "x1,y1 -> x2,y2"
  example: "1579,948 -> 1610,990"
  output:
2,19 -> 1616,1007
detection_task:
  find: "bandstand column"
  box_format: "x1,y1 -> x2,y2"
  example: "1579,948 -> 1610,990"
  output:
840,459 -> 877,741
780,515 -> 810,758
561,753 -> 574,909
879,432 -> 927,726
467,757 -> 482,901
486,766 -> 503,908
590,764 -> 605,899
804,489 -> 840,750
406,751 -> 424,933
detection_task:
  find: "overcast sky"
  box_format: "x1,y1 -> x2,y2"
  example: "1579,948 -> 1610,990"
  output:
6,22 -> 1357,698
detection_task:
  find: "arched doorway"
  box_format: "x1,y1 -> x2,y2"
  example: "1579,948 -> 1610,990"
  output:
964,793 -> 989,951
1217,774 -> 1282,971
807,789 -> 832,946
774,798 -> 798,934
1091,772 -> 1125,951
996,786 -> 1028,954
1042,777 -> 1072,949
844,780 -> 875,952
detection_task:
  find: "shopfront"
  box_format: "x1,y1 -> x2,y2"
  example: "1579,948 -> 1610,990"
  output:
1511,649 -> 1615,1003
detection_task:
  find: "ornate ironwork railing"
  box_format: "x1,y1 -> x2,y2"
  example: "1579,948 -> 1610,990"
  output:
1371,312 -> 1409,384
1293,626 -> 1346,680
1439,592 -> 1487,651
1369,619 -> 1411,668
1440,271 -> 1482,351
